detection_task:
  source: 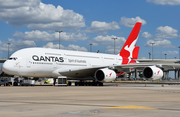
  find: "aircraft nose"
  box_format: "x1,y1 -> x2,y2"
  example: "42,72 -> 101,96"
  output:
2,61 -> 17,75
2,61 -> 10,74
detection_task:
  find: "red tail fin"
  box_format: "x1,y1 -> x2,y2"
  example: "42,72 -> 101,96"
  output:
119,22 -> 141,64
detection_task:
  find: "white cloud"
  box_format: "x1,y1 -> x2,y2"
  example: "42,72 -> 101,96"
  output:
93,35 -> 126,54
162,51 -> 178,55
0,38 -> 36,54
0,1 -> 85,30
43,42 -> 88,51
120,16 -> 147,27
91,43 -> 99,46
67,44 -> 88,51
105,46 -> 121,54
147,0 -> 180,5
156,26 -> 179,38
145,39 -> 175,48
9,39 -> 36,47
13,31 -> 88,42
93,35 -> 126,46
43,42 -> 60,49
0,0 -> 40,9
86,21 -> 120,33
142,32 -> 152,38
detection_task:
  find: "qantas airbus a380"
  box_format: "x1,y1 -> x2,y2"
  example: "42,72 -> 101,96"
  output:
2,22 -> 180,85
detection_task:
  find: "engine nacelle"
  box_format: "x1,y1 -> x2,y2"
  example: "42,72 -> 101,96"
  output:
143,66 -> 163,80
95,68 -> 116,82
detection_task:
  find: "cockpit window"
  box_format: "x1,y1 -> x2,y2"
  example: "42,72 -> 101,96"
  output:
8,57 -> 18,60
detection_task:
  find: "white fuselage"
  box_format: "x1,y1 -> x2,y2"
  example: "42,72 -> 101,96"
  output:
2,48 -> 123,79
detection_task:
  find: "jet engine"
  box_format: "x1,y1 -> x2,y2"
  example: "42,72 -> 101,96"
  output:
95,68 -> 116,82
143,66 -> 163,80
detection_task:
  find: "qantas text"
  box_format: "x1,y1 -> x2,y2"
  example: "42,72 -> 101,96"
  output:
32,55 -> 64,62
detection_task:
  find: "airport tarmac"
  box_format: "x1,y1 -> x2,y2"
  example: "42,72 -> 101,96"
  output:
0,84 -> 180,117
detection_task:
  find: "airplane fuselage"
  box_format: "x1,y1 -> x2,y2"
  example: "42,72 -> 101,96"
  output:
2,48 -> 123,79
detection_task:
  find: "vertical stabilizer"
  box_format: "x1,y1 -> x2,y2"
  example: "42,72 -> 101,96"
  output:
119,22 -> 142,64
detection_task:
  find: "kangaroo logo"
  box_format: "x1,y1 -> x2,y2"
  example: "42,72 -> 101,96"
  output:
124,39 -> 137,63
157,70 -> 160,75
109,73 -> 112,77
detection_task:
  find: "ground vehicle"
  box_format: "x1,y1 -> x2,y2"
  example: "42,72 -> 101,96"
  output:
0,79 -> 9,86
20,79 -> 35,86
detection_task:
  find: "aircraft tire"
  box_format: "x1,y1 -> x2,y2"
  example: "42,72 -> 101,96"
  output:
92,82 -> 97,86
87,82 -> 90,86
84,82 -> 88,86
88,82 -> 91,86
68,82 -> 72,86
13,82 -> 18,86
75,82 -> 78,86
99,82 -> 103,86
79,82 -> 83,86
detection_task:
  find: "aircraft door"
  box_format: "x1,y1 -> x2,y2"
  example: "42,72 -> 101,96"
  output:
116,58 -> 119,64
53,62 -> 57,68
26,59 -> 31,68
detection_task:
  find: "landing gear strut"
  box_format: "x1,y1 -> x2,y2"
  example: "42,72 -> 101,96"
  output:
53,78 -> 56,86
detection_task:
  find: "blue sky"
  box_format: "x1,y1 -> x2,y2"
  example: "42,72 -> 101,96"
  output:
0,0 -> 180,59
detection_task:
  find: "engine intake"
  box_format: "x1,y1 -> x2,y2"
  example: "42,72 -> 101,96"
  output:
95,68 -> 116,82
143,66 -> 163,80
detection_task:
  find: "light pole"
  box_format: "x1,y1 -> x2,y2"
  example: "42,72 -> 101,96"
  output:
55,30 -> 63,49
6,43 -> 10,58
89,43 -> 93,52
112,37 -> 117,54
164,53 -> 167,59
148,52 -> 151,59
178,46 -> 180,60
150,42 -> 155,61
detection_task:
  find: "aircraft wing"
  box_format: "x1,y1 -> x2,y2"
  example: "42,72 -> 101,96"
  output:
116,62 -> 180,70
58,66 -> 107,78
59,62 -> 180,79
